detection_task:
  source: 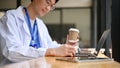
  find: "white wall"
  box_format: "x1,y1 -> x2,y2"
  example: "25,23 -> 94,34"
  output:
41,10 -> 61,24
56,0 -> 92,8
0,12 -> 4,18
63,9 -> 91,44
21,0 -> 31,7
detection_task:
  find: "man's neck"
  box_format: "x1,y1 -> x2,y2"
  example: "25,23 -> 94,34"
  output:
27,3 -> 37,20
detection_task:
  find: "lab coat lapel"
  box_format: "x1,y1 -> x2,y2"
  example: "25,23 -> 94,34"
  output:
23,22 -> 31,36
36,19 -> 47,48
16,6 -> 31,37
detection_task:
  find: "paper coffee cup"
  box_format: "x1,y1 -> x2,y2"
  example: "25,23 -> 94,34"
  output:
68,28 -> 80,53
68,28 -> 79,43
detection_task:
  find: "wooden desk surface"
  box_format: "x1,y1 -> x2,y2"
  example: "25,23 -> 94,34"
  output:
0,52 -> 119,68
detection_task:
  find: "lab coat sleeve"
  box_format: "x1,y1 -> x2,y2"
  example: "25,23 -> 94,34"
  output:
46,33 -> 61,48
36,18 -> 62,48
0,11 -> 46,62
43,22 -> 61,48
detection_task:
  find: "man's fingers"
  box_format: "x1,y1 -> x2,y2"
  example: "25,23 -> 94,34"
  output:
66,53 -> 74,57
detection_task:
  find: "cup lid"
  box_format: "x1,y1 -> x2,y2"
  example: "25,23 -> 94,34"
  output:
69,28 -> 79,33
68,39 -> 79,43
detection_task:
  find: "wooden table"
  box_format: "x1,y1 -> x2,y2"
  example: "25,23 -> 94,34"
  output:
0,51 -> 119,68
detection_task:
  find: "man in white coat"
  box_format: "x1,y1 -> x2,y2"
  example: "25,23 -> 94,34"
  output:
0,0 -> 77,66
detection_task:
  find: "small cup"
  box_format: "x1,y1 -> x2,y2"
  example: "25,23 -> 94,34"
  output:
68,28 -> 80,53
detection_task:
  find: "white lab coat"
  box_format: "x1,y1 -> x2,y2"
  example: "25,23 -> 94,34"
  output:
0,6 -> 60,66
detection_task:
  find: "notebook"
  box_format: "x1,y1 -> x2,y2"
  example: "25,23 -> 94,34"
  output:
56,29 -> 112,62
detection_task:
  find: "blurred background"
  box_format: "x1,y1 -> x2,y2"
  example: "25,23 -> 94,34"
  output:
0,0 -> 112,49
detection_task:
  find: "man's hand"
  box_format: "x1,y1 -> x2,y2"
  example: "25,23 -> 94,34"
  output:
45,44 -> 76,57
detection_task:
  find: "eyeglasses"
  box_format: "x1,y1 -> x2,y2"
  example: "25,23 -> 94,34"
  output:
46,0 -> 56,11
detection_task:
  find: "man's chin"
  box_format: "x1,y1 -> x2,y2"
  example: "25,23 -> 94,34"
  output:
39,13 -> 46,17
